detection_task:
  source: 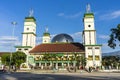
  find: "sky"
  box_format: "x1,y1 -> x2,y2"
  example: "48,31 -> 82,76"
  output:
0,0 -> 120,53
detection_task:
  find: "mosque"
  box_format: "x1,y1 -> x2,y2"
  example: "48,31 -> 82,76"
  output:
15,4 -> 102,70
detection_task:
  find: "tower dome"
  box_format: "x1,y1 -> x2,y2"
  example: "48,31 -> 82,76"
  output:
52,33 -> 74,43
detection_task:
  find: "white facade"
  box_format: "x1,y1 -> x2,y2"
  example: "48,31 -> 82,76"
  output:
42,35 -> 51,43
22,17 -> 36,47
85,46 -> 102,67
83,6 -> 102,67
16,17 -> 36,54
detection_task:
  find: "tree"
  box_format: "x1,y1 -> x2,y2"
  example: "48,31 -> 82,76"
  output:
76,56 -> 86,69
1,51 -> 26,68
12,51 -> 26,68
1,53 -> 10,65
108,24 -> 120,49
102,56 -> 120,69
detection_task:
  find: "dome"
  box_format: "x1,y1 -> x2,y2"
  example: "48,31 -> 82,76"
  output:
52,33 -> 74,43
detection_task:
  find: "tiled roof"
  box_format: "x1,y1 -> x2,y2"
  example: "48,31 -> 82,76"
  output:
0,52 -> 9,56
29,43 -> 85,53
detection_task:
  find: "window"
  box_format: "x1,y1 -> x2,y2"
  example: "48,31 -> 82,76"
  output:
88,47 -> 92,49
24,48 -> 28,50
58,63 -> 62,66
47,63 -> 50,66
18,48 -> 21,50
66,40 -> 68,42
95,56 -> 100,60
88,25 -> 91,27
36,63 -> 39,67
27,28 -> 29,30
95,47 -> 99,49
44,40 -> 46,42
88,55 -> 93,60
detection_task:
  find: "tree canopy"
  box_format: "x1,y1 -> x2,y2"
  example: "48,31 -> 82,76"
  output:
102,56 -> 120,68
108,24 -> 120,49
1,51 -> 26,68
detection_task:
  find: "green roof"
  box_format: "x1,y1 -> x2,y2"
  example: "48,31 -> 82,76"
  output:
84,30 -> 96,32
25,17 -> 36,22
43,32 -> 50,36
15,46 -> 32,48
85,44 -> 102,46
84,13 -> 94,18
22,32 -> 36,36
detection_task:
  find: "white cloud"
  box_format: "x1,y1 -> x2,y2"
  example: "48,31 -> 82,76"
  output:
58,13 -> 65,16
58,12 -> 81,18
98,34 -> 109,40
101,43 -> 120,53
50,34 -> 56,38
100,10 -> 120,20
70,32 -> 82,42
0,36 -> 21,52
36,37 -> 42,45
0,36 -> 18,41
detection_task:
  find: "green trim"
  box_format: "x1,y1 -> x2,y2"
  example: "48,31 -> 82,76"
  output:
25,20 -> 36,23
25,17 -> 36,21
84,13 -> 94,18
56,53 -> 64,56
35,60 -> 77,63
15,46 -> 32,48
42,42 -> 77,44
32,52 -> 85,55
22,32 -> 36,36
43,32 -> 50,36
24,25 -> 36,27
85,44 -> 102,46
84,30 -> 96,32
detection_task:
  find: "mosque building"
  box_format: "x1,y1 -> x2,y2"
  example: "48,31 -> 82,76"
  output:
16,4 -> 102,70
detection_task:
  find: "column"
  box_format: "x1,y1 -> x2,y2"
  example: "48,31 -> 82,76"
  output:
56,63 -> 58,69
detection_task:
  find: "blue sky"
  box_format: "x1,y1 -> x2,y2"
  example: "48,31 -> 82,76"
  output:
0,0 -> 120,53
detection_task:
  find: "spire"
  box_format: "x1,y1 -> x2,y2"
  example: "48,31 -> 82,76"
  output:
86,4 -> 91,13
43,26 -> 50,36
29,8 -> 34,17
45,26 -> 48,33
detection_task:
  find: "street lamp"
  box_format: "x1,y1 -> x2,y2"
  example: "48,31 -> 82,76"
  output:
8,21 -> 17,74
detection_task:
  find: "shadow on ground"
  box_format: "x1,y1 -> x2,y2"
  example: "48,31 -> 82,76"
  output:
0,71 -> 120,80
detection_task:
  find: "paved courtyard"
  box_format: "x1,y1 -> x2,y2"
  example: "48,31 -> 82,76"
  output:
0,71 -> 120,80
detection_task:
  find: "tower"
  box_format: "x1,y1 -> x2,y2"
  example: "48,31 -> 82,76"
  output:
16,9 -> 36,54
42,27 -> 51,43
83,4 -> 102,67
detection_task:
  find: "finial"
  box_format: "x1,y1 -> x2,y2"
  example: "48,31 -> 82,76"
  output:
29,8 -> 34,17
86,4 -> 91,13
45,26 -> 48,32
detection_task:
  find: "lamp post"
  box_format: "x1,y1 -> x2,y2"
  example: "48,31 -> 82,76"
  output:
8,21 -> 17,74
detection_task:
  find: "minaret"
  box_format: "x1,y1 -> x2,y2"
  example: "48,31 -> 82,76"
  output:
83,4 -> 96,45
16,9 -> 36,54
22,9 -> 36,47
83,4 -> 102,68
42,27 -> 51,43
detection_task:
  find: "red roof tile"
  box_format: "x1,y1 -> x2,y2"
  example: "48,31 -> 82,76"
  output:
0,52 -> 10,56
29,43 -> 85,53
